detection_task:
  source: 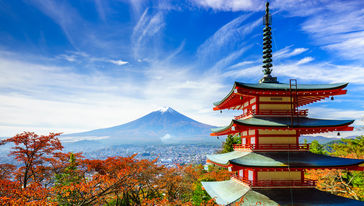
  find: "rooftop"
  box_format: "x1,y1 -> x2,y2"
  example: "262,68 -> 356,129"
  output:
211,117 -> 354,136
202,180 -> 363,205
207,151 -> 364,168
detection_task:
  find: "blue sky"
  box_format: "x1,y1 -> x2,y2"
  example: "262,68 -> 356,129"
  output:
1,0 -> 364,139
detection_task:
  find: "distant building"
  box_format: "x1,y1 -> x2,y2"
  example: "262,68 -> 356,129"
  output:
202,2 -> 364,205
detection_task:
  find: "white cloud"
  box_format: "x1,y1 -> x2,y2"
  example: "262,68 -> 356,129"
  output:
230,60 -> 256,68
275,62 -> 364,84
109,59 -> 128,66
160,133 -> 171,141
193,0 -> 265,11
0,50 -> 230,137
131,8 -> 165,60
273,46 -> 308,60
196,15 -> 260,67
291,0 -> 364,62
296,57 -> 314,65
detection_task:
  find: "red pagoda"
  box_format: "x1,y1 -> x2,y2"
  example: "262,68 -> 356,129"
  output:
202,2 -> 364,205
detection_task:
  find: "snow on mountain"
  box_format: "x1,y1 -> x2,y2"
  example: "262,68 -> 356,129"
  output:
62,107 -> 219,145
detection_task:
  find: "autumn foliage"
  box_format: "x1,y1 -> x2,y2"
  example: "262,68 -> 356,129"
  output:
0,132 -> 229,205
306,136 -> 364,201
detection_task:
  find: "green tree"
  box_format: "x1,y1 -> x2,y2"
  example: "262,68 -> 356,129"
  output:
221,134 -> 241,153
331,136 -> 364,159
310,140 -> 326,155
192,182 -> 210,206
54,153 -> 84,206
307,136 -> 364,200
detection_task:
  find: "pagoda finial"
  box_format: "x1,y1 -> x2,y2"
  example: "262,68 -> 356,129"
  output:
260,1 -> 278,83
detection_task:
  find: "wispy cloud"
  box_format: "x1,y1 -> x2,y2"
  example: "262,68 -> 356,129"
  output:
0,50 -> 230,136
131,8 -> 165,60
197,15 -> 260,67
193,0 -> 265,11
273,46 -> 308,60
290,0 -> 364,62
109,59 -> 128,66
296,57 -> 314,65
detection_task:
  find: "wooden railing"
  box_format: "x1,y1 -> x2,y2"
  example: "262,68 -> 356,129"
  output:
234,109 -> 308,119
233,144 -> 310,151
232,174 -> 316,187
259,109 -> 308,116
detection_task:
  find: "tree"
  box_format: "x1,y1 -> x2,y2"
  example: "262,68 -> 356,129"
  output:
331,136 -> 364,159
306,137 -> 364,200
221,134 -> 241,153
2,132 -> 63,188
54,153 -> 85,205
309,140 -> 326,155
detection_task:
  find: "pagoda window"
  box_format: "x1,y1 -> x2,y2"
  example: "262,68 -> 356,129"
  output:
242,138 -> 246,145
239,169 -> 244,178
248,170 -> 254,181
248,129 -> 255,135
251,137 -> 256,144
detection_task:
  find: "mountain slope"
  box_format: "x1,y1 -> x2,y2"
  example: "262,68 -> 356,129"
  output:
62,107 -> 218,144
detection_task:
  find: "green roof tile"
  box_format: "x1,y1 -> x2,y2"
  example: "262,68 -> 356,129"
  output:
202,180 -> 364,205
214,82 -> 348,107
206,151 -> 364,168
236,82 -> 348,91
211,117 -> 354,134
201,180 -> 251,205
206,151 -> 249,165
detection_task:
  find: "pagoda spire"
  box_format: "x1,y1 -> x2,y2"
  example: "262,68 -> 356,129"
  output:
259,1 -> 278,83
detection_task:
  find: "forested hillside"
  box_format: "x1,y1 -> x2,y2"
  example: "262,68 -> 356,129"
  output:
0,132 -> 363,205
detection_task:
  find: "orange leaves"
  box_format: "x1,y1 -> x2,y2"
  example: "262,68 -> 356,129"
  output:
0,131 -> 227,205
2,132 -> 64,188
0,181 -> 54,206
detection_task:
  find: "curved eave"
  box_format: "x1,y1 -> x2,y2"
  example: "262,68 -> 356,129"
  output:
206,151 -> 249,167
229,151 -> 364,169
202,181 -> 363,205
213,82 -> 238,108
235,82 -> 348,91
211,117 -> 354,136
207,151 -> 364,170
201,180 -> 251,205
213,82 -> 349,110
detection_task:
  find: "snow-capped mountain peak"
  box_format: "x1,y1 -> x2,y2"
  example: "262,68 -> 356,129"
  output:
158,106 -> 174,113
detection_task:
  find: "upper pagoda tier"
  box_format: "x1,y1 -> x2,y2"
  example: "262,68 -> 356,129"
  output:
211,116 -> 354,136
206,150 -> 364,170
213,81 -> 348,111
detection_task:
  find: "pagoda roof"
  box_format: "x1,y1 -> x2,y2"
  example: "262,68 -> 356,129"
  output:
201,180 -> 250,205
213,82 -> 348,110
235,82 -> 348,91
207,151 -> 364,169
211,117 -> 354,136
202,180 -> 364,205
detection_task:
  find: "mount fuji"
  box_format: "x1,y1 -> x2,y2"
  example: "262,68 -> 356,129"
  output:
62,107 -> 219,146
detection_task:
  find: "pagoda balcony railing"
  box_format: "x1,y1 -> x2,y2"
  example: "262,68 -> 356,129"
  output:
233,144 -> 310,151
232,174 -> 316,188
234,109 -> 308,120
